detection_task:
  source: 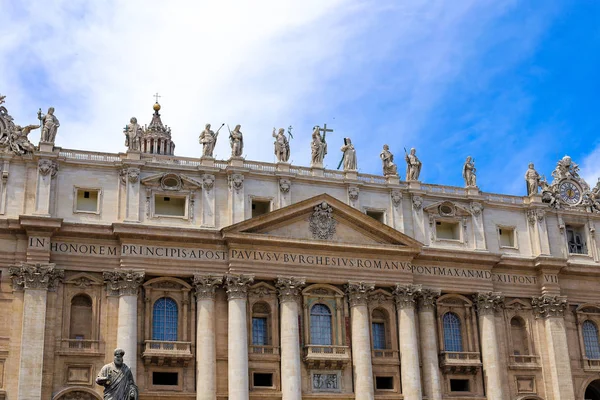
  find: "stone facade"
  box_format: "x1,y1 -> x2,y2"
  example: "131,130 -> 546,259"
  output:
0,135 -> 600,400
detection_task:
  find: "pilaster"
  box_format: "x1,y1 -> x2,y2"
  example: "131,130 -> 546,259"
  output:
123,167 -> 141,222
410,194 -> 426,243
390,189 -> 404,232
201,174 -> 216,227
470,201 -> 487,250
278,178 -> 292,209
527,208 -> 551,256
34,158 -> 58,216
228,173 -> 245,224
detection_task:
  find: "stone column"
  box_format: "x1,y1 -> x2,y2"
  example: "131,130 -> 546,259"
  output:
9,263 -> 63,400
103,269 -> 144,378
34,159 -> 58,215
474,292 -> 506,400
193,274 -> 223,400
393,284 -> 422,400
532,295 -> 575,400
346,281 -> 375,400
418,288 -> 442,400
225,274 -> 254,400
276,277 -> 306,400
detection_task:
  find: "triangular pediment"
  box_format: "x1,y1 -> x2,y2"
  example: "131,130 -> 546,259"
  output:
222,194 -> 422,250
141,172 -> 202,191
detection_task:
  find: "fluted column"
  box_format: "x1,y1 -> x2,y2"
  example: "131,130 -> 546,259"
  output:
346,281 -> 375,400
9,263 -> 63,400
418,288 -> 442,400
103,269 -> 144,378
393,284 -> 422,400
193,274 -> 223,400
532,295 -> 575,400
474,292 -> 506,400
225,274 -> 254,400
276,277 -> 306,400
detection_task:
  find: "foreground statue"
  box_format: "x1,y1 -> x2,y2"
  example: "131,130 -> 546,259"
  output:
462,156 -> 477,187
124,117 -> 143,151
380,144 -> 397,176
340,138 -> 357,171
524,163 -> 541,195
310,126 -> 327,165
200,123 -> 217,157
229,124 -> 244,157
405,148 -> 422,181
96,348 -> 138,399
38,107 -> 60,143
272,127 -> 290,162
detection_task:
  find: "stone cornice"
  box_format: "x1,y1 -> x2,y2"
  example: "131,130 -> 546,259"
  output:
225,274 -> 254,300
474,291 -> 505,315
532,295 -> 568,319
418,288 -> 441,310
346,281 -> 375,307
276,276 -> 306,303
9,262 -> 63,291
393,284 -> 422,309
103,269 -> 145,296
192,274 -> 223,300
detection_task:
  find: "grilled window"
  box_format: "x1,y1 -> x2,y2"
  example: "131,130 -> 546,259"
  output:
443,312 -> 463,352
310,304 -> 332,345
152,297 -> 178,341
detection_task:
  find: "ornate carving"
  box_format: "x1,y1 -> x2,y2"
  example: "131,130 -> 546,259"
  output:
127,168 -> 140,184
228,174 -> 244,192
532,295 -> 568,318
119,168 -> 127,185
391,190 -> 402,207
309,201 -> 337,240
527,209 -> 545,225
470,202 -> 483,216
279,178 -> 291,194
38,159 -> 58,177
412,195 -> 423,211
202,174 -> 215,191
103,270 -> 144,296
368,291 -> 392,305
250,285 -> 274,298
9,262 -> 63,291
0,96 -> 39,155
160,173 -> 182,191
192,274 -> 223,300
225,274 -> 254,300
418,288 -> 441,310
313,373 -> 339,390
276,277 -> 306,303
73,277 -> 92,288
348,186 -> 359,202
393,284 -> 422,309
474,291 -> 504,315
346,281 -> 374,307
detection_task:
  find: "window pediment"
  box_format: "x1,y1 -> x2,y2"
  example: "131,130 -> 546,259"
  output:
424,201 -> 472,218
141,173 -> 202,191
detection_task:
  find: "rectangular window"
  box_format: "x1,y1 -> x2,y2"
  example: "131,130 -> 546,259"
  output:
75,189 -> 99,213
372,322 -> 386,350
252,317 -> 268,345
375,376 -> 394,390
450,379 -> 470,392
152,372 -> 178,386
366,210 -> 385,223
154,195 -> 186,217
566,225 -> 587,254
252,199 -> 271,218
436,221 -> 460,240
253,373 -> 273,388
498,227 -> 515,247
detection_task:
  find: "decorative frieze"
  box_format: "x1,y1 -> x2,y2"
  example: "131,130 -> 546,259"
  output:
346,281 -> 375,307
279,178 -> 291,194
192,274 -> 223,300
348,186 -> 359,202
474,291 -> 505,315
393,284 -> 422,309
228,173 -> 244,192
470,202 -> 483,216
103,269 -> 144,296
418,288 -> 441,310
527,209 -> 545,225
202,174 -> 215,191
224,274 -> 254,300
276,276 -> 305,303
127,168 -> 140,183
532,295 -> 568,318
391,189 -> 402,207
9,262 -> 63,291
412,195 -> 423,210
38,159 -> 58,177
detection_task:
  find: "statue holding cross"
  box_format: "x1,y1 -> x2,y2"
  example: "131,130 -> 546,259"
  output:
311,124 -> 332,166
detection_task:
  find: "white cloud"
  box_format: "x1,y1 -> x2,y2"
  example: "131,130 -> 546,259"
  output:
581,144 -> 600,188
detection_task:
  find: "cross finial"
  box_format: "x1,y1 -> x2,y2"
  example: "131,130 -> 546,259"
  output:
153,92 -> 161,103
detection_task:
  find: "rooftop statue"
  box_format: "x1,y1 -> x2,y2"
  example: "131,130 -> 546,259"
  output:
524,163 -> 541,195
311,126 -> 327,166
200,123 -> 221,158
96,348 -> 138,399
551,155 -> 581,182
37,107 -> 60,143
340,138 -> 357,171
462,156 -> 477,187
229,124 -> 244,158
380,144 -> 397,176
273,127 -> 290,162
405,147 -> 422,181
124,117 -> 143,152
0,96 -> 38,155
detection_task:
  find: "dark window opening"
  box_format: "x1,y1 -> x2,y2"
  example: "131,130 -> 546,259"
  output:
252,200 -> 270,218
253,373 -> 273,387
83,191 -> 90,198
375,376 -> 394,390
153,372 -> 178,386
450,379 -> 470,392
164,197 -> 170,201
366,210 -> 384,223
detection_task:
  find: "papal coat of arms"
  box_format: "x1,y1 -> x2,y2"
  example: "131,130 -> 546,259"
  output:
309,201 -> 337,240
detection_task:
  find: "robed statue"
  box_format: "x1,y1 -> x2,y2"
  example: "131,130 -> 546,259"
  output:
229,124 -> 244,157
462,156 -> 477,187
310,126 -> 327,165
380,144 -> 397,176
272,127 -> 290,162
38,107 -> 60,143
405,148 -> 422,181
340,138 -> 357,171
96,348 -> 138,400
524,163 -> 541,195
200,123 -> 217,157
124,117 -> 143,151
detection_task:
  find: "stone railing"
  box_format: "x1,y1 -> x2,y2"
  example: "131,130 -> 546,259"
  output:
249,345 -> 280,355
484,192 -> 525,205
142,340 -> 193,366
583,358 -> 600,371
357,173 -> 387,184
144,154 -> 201,167
58,339 -> 102,354
243,160 -> 277,172
509,354 -> 539,365
304,345 -> 351,369
59,150 -> 121,162
422,184 -> 468,196
371,349 -> 399,359
439,351 -> 482,374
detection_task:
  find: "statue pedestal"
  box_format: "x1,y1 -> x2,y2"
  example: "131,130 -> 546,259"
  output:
126,151 -> 141,161
386,175 -> 400,185
311,164 -> 324,177
229,156 -> 244,168
526,193 -> 543,204
466,186 -> 480,196
345,170 -> 358,180
201,157 -> 215,167
277,162 -> 290,173
38,142 -> 54,153
407,180 -> 421,190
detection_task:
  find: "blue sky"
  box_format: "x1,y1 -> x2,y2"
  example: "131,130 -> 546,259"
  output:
1,0 -> 599,195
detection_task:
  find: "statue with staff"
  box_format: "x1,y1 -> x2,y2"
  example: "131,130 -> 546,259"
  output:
37,106 -> 60,143
462,156 -> 477,187
200,123 -> 224,157
404,147 -> 422,181
123,117 -> 143,151
338,137 -> 357,171
272,126 -> 291,162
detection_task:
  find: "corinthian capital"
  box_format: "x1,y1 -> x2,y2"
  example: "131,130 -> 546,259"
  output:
9,263 -> 63,291
103,269 -> 145,296
225,274 -> 254,300
474,291 -> 505,315
192,274 -> 223,300
276,276 -> 306,303
418,288 -> 441,310
393,284 -> 422,309
532,295 -> 568,318
346,281 -> 375,307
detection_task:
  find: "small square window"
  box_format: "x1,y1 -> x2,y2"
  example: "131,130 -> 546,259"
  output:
436,221 -> 460,240
155,195 -> 186,217
499,227 -> 515,247
450,379 -> 470,392
253,373 -> 273,388
375,376 -> 394,390
252,199 -> 271,218
152,372 -> 178,386
366,210 -> 385,223
75,189 -> 99,213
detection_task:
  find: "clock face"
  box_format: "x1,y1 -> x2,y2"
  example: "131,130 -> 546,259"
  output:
559,180 -> 582,205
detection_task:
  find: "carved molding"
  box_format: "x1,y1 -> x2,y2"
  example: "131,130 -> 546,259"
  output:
228,173 -> 244,192
412,195 -> 423,211
127,168 -> 140,184
225,274 -> 254,300
348,186 -> 359,202
527,209 -> 545,225
391,190 -> 402,207
393,284 -> 422,309
279,178 -> 291,194
276,276 -> 306,303
418,288 -> 441,310
474,291 -> 504,315
103,269 -> 145,296
202,174 -> 215,191
470,202 -> 483,216
346,281 -> 375,307
532,295 -> 568,318
9,262 -> 63,291
192,274 -> 223,300
38,159 -> 58,178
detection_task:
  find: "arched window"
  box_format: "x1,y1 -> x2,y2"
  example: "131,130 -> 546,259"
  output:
443,312 -> 463,352
252,302 -> 270,346
152,297 -> 178,341
371,309 -> 388,350
310,304 -> 332,345
69,294 -> 93,339
583,320 -> 600,359
510,317 -> 530,356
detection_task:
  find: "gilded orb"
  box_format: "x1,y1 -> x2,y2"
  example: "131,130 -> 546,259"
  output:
153,102 -> 161,111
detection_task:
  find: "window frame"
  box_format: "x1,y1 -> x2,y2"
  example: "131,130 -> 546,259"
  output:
565,224 -> 590,256
442,312 -> 464,352
310,303 -> 333,346
151,297 -> 179,342
582,320 -> 600,360
152,192 -> 190,220
248,195 -> 273,219
363,207 -> 387,224
72,186 -> 102,215
497,224 -> 518,249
